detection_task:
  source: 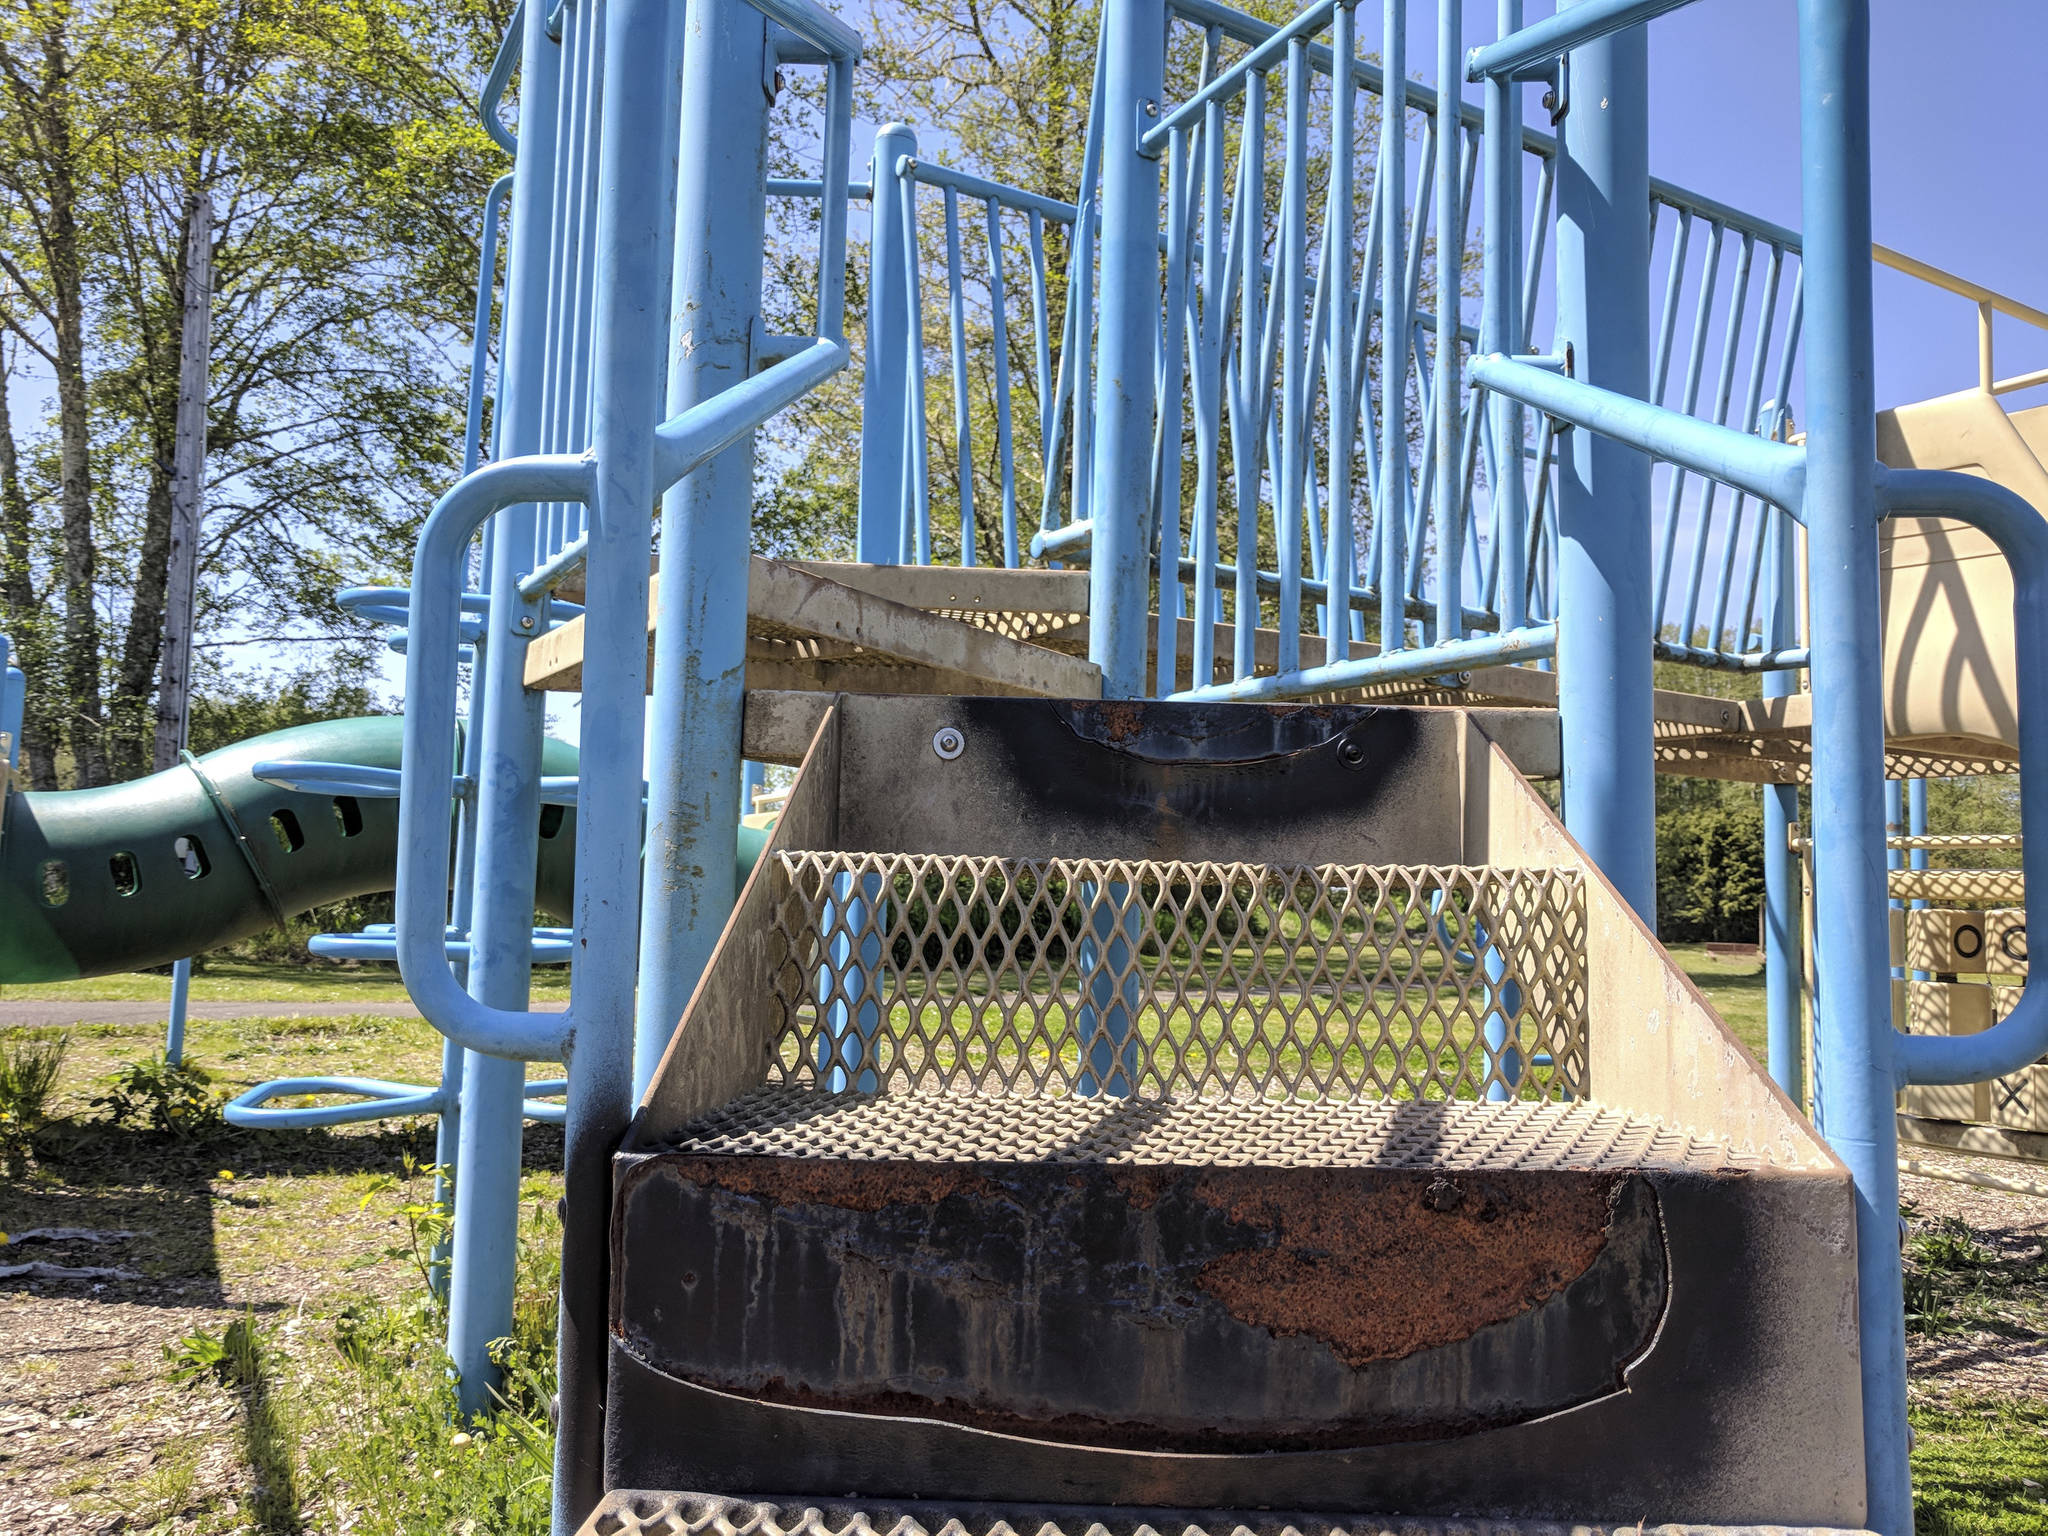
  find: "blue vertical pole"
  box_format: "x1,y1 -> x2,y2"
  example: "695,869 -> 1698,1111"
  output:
1885,777 -> 1906,978
1088,0 -> 1165,699
1553,1 -> 1655,921
1433,0 -> 1463,647
857,125 -> 915,565
1796,1 -> 1911,1529
1762,512 -> 1804,1102
446,0 -> 562,1421
553,0 -> 682,1522
1378,1 -> 1407,658
1484,0 -> 1527,633
634,0 -> 770,1099
165,957 -> 192,1066
0,633 -> 22,759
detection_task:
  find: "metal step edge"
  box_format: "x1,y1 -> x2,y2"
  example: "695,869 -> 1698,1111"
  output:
579,1491 -> 1876,1536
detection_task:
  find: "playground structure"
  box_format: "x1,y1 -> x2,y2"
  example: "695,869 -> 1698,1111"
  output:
5,0 -> 2048,1531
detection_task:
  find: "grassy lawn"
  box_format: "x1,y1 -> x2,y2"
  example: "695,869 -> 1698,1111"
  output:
1665,941 -> 1768,1059
0,959 -> 570,1005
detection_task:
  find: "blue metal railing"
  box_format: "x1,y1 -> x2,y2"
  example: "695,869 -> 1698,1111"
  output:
839,0 -> 1809,696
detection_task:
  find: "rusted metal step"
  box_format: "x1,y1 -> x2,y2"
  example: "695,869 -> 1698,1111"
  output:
578,1492 -> 1879,1536
605,699 -> 1864,1529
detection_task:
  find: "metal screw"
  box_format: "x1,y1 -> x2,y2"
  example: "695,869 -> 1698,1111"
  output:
1143,99 -> 1158,117
519,614 -> 536,631
1337,739 -> 1365,768
932,726 -> 966,761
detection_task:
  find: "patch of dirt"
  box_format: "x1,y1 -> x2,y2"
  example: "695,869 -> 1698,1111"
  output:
1901,1150 -> 2048,1405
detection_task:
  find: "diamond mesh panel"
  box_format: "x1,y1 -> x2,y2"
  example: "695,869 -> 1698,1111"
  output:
661,1085 -> 1763,1171
764,854 -> 1587,1103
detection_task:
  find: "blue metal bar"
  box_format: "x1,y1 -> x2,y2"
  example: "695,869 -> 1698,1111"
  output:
764,177 -> 871,199
1090,0 -> 1166,697
1794,4 -> 1907,1528
1155,124 -> 1191,692
478,0 -> 524,153
1143,0 -> 1336,152
1323,0 -> 1355,655
636,0 -> 771,1113
1434,0 -> 1464,648
1467,0 -> 1700,81
1076,879 -> 1144,1096
165,957 -> 191,1066
1653,220 -> 1722,624
1178,622 -> 1557,703
902,170 -> 933,563
858,125 -> 918,560
1682,231 -> 1756,648
464,175 -> 517,478
1468,356 -> 1806,513
1229,65 -> 1265,678
1275,36 -> 1309,676
1762,496 -> 1802,1102
1485,0 -> 1526,632
449,0 -> 565,1420
943,188 -> 977,564
1377,0 -> 1407,659
1552,1 -> 1655,922
1880,466 -> 2048,1086
549,0 -> 685,1518
900,158 -> 1078,226
984,199 -> 1020,567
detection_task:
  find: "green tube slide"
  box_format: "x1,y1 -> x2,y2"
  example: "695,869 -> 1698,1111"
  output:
0,717 -> 580,984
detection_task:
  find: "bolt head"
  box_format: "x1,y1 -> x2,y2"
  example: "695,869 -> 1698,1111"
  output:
932,726 -> 966,761
519,615 -> 536,631
1337,738 -> 1366,768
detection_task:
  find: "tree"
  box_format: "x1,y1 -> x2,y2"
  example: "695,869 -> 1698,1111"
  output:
0,0 -> 512,788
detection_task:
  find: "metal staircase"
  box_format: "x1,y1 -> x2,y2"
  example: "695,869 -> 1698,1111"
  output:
594,697 -> 1867,1531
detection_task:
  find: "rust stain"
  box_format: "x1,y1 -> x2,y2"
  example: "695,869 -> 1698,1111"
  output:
1073,698 -> 1151,743
1189,1168 -> 1621,1366
666,1156 -> 1001,1213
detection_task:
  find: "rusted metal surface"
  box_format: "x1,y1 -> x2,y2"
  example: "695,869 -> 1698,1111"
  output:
613,1153 -> 1666,1453
1183,1170 -> 1621,1366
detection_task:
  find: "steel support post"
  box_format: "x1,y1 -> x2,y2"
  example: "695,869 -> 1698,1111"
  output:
553,0 -> 684,1523
633,0 -> 771,1099
1484,0 -> 1527,633
1433,0 -> 1463,647
1796,2 -> 1910,1529
1553,1 -> 1655,921
1378,0 -> 1407,658
446,0 -> 562,1420
1762,512 -> 1803,1102
858,123 -> 918,563
1087,0 -> 1166,699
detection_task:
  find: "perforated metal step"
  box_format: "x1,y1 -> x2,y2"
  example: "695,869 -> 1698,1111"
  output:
652,1083 -> 1775,1172
578,1492 -> 1877,1536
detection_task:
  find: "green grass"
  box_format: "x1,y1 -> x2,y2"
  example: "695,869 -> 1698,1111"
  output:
1666,941 -> 1768,1059
0,958 -> 570,1004
1909,1396 -> 2048,1534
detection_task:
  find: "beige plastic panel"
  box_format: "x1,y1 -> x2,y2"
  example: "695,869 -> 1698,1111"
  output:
1904,978 -> 1992,1037
1904,908 -> 1991,974
1992,1064 -> 2048,1133
1987,907 -> 2030,976
1875,392 -> 2048,752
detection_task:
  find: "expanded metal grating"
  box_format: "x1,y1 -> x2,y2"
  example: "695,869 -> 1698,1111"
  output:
660,1084 -> 1765,1172
765,854 -> 1588,1104
580,1492 -> 1876,1536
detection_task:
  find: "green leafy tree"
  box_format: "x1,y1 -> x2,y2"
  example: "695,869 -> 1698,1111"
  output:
0,0 -> 511,787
